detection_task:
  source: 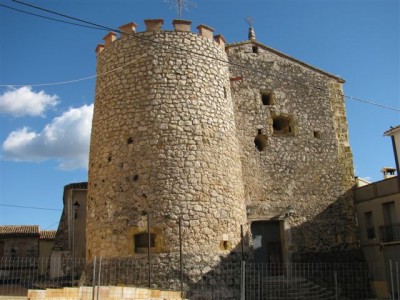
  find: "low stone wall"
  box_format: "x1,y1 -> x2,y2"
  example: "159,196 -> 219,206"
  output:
27,286 -> 184,300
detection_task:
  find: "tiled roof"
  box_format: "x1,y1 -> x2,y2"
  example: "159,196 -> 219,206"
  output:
0,225 -> 40,236
40,230 -> 57,240
64,182 -> 88,190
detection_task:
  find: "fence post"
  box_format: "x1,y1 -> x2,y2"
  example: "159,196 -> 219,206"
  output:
97,257 -> 102,300
147,213 -> 151,289
241,261 -> 246,300
92,257 -> 97,300
396,261 -> 399,300
241,225 -> 244,261
240,224 -> 245,300
179,216 -> 184,296
334,270 -> 338,300
389,260 -> 395,300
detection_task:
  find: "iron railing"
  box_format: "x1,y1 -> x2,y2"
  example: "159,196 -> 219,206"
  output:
380,223 -> 400,243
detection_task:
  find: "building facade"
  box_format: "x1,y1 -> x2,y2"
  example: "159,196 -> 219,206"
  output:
86,19 -> 359,289
0,226 -> 56,258
354,126 -> 400,299
50,182 -> 87,279
0,226 -> 41,258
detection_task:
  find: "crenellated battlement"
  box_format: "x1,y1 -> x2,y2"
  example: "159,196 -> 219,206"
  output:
95,19 -> 226,55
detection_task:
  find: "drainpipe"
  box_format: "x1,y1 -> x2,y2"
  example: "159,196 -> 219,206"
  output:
389,135 -> 400,189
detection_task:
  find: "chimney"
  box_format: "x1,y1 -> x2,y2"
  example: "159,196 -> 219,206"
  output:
119,22 -> 137,37
103,32 -> 117,47
172,19 -> 192,32
197,24 -> 215,40
381,167 -> 397,179
144,19 -> 164,32
248,27 -> 256,41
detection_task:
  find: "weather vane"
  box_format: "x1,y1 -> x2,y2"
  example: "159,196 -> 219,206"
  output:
164,0 -> 197,20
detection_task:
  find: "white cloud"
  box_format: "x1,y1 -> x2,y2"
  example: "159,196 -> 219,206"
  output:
2,104 -> 93,170
0,86 -> 59,117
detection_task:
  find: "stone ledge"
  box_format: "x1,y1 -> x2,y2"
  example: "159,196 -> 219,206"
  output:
27,286 -> 186,300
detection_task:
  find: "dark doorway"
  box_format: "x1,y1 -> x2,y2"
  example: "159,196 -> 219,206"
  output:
251,221 -> 283,264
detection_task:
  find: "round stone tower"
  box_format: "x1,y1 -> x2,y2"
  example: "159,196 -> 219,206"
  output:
87,19 -> 247,283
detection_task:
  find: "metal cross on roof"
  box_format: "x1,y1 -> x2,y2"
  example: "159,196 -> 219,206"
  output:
245,16 -> 255,28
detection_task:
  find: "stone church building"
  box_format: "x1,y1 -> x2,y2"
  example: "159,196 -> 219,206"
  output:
54,19 -> 359,291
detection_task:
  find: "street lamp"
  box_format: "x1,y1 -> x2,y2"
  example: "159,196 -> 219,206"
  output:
73,201 -> 80,219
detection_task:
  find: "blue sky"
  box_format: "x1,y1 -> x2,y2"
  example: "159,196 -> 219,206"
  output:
0,0 -> 399,230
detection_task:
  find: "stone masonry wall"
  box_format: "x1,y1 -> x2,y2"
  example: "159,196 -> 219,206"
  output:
226,42 -> 358,255
87,24 -> 247,263
1,236 -> 38,257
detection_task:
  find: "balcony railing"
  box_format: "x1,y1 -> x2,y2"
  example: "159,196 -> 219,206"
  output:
379,223 -> 400,243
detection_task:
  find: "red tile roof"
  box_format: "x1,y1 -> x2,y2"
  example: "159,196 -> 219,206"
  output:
40,230 -> 57,240
0,225 -> 40,236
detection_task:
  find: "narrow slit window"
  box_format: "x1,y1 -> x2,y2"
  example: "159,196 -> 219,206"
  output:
254,129 -> 267,151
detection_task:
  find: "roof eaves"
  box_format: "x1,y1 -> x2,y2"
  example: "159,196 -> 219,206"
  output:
384,125 -> 400,137
0,225 -> 40,236
226,40 -> 345,83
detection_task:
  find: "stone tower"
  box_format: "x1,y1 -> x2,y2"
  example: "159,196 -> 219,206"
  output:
87,19 -> 247,270
87,18 -> 360,295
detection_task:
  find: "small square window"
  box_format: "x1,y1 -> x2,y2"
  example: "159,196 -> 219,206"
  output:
252,46 -> 259,54
273,116 -> 293,136
313,131 -> 321,139
261,92 -> 273,106
134,232 -> 156,254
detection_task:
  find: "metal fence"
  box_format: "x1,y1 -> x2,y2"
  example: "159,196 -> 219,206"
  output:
0,257 -> 399,299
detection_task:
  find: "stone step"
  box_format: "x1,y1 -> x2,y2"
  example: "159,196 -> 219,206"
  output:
246,276 -> 337,300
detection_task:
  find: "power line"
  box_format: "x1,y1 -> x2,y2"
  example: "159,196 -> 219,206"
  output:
0,203 -> 62,211
11,0 -> 115,32
0,3 -> 107,31
345,95 -> 400,112
43,221 -> 60,230
0,51 -> 150,87
5,0 -> 400,113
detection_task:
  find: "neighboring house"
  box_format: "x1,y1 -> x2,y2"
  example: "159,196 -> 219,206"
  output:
0,225 -> 40,258
50,182 -> 87,279
0,226 -> 56,259
39,230 -> 57,259
51,182 -> 87,259
354,126 -> 400,299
